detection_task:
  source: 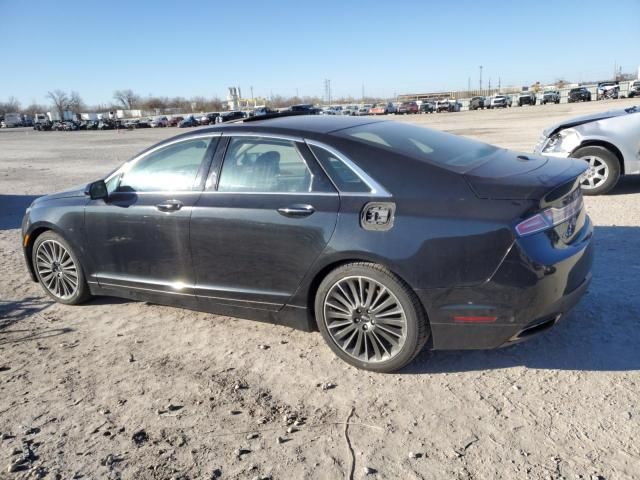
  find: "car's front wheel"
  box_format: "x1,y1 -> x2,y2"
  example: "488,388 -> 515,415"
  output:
32,231 -> 91,305
315,262 -> 429,372
573,146 -> 621,195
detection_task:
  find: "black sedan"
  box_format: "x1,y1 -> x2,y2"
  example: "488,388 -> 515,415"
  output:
21,116 -> 593,372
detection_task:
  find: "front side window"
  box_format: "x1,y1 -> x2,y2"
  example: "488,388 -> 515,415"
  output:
218,137 -> 312,193
118,137 -> 214,192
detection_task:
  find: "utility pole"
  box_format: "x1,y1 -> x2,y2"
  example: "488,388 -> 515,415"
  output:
488,78 -> 491,93
498,77 -> 501,92
250,86 -> 254,105
362,83 -> 365,102
479,65 -> 483,92
323,79 -> 331,105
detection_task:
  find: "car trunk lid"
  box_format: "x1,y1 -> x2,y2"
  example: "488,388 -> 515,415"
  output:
464,150 -> 587,200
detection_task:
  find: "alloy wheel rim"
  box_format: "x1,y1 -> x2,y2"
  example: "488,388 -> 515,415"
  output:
579,156 -> 609,189
323,276 -> 407,363
35,240 -> 79,299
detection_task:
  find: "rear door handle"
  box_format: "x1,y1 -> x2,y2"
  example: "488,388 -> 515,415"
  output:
277,204 -> 315,218
156,199 -> 183,212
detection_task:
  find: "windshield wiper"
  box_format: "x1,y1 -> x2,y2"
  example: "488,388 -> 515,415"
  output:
625,106 -> 638,113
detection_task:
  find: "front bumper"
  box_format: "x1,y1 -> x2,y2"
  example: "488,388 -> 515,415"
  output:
417,216 -> 594,350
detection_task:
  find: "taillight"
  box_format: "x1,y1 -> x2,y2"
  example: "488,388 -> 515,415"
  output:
515,190 -> 583,237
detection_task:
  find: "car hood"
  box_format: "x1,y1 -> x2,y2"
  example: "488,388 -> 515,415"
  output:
542,108 -> 633,137
464,150 -> 586,200
31,185 -> 86,206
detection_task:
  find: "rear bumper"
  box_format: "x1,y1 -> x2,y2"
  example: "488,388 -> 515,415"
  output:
417,216 -> 594,350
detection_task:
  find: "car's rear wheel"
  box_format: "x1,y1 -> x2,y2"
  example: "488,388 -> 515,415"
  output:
315,263 -> 429,372
32,231 -> 91,305
573,146 -> 621,195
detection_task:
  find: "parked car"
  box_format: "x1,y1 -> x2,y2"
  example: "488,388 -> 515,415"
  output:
137,118 -> 152,128
518,91 -> 537,106
629,81 -> 640,98
289,104 -> 322,115
33,120 -> 53,131
249,107 -> 276,117
217,111 -> 245,123
489,95 -> 512,108
151,116 -> 169,128
542,90 -> 560,104
357,104 -> 373,116
321,106 -> 339,115
535,105 -> 639,194
179,115 -> 199,128
469,96 -> 487,110
168,116 -> 184,127
21,116 -> 594,372
568,87 -> 591,103
85,120 -> 99,130
370,102 -> 395,115
420,102 -> 435,114
397,102 -> 419,114
343,105 -> 359,116
597,82 -> 619,100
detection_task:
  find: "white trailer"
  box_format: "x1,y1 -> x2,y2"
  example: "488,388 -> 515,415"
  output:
2,113 -> 23,127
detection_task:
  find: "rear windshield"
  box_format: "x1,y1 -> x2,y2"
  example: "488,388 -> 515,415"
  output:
334,121 -> 498,172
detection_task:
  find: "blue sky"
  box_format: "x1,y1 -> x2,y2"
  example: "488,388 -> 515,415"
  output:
1,0 -> 638,106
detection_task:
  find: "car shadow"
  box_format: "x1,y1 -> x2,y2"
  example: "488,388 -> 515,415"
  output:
608,175 -> 640,195
0,297 -> 73,345
0,195 -> 41,230
402,225 -> 640,374
0,297 -> 53,330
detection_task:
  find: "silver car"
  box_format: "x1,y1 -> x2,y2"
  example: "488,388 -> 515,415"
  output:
534,105 -> 640,195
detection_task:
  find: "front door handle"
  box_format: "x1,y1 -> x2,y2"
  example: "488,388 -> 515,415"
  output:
156,199 -> 183,212
277,204 -> 315,218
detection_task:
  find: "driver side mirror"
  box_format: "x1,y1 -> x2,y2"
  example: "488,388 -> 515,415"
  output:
86,180 -> 108,200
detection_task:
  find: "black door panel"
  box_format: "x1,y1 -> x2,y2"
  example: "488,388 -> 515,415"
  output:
191,192 -> 339,310
85,192 -> 200,294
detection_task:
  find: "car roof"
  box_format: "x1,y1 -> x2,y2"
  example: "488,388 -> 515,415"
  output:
195,115 -> 383,136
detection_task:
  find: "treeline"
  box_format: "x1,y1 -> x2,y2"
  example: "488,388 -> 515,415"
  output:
2,89 -> 389,118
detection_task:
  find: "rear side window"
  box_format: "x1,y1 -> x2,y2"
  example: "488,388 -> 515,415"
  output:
309,145 -> 371,193
218,137 -> 312,193
334,121 -> 498,172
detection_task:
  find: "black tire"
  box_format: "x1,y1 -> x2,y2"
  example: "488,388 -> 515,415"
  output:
32,231 -> 91,305
314,262 -> 430,373
572,145 -> 621,196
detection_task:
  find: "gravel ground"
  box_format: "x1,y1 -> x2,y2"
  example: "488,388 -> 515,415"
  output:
1,99 -> 639,480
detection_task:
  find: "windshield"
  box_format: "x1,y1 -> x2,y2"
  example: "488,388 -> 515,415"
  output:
335,121 -> 498,173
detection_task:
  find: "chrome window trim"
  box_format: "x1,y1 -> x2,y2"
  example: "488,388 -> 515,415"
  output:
220,131 -> 304,143
104,132 -> 222,184
304,139 -> 392,197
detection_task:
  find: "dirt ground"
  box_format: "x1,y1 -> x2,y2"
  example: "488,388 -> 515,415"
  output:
1,99 -> 639,480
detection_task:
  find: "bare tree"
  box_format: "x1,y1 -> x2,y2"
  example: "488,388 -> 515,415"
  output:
68,91 -> 84,113
47,90 -> 70,118
113,89 -> 140,110
0,96 -> 21,115
23,102 -> 47,117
